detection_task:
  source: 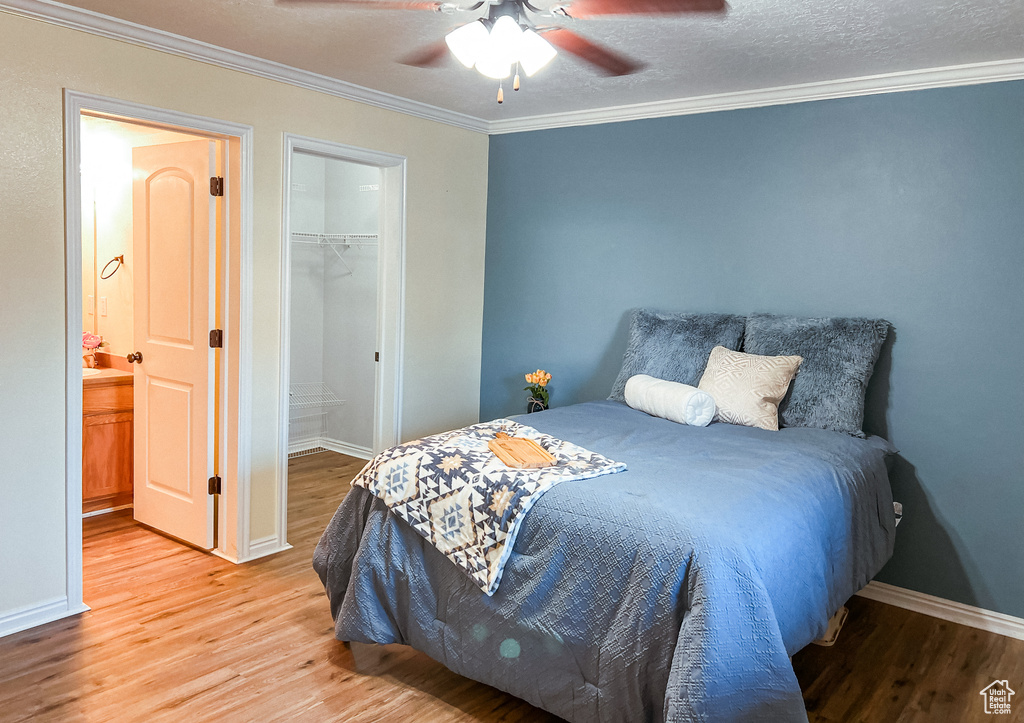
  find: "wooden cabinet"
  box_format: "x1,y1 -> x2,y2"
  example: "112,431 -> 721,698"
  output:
83,372 -> 134,514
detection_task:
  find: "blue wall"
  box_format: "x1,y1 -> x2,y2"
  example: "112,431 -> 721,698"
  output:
481,81 -> 1024,618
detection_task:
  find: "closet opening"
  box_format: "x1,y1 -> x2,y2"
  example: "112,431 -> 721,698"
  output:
288,153 -> 379,459
279,136 -> 406,537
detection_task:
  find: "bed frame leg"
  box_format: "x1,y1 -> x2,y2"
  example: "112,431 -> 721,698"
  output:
811,605 -> 849,647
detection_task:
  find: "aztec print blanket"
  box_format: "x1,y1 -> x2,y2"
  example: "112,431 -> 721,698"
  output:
351,418 -> 626,594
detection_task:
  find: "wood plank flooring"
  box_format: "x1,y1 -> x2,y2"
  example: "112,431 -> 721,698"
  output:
794,597 -> 1024,722
0,451 -> 1020,722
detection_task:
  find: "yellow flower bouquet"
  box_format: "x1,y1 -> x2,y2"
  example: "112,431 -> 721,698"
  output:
524,369 -> 552,413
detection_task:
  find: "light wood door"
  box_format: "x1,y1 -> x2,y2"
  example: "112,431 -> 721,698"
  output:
132,140 -> 217,549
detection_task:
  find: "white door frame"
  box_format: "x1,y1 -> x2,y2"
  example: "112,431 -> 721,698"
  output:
63,90 -> 256,614
278,134 -> 406,537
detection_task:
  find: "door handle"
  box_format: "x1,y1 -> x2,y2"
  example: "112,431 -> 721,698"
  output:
127,352 -> 144,364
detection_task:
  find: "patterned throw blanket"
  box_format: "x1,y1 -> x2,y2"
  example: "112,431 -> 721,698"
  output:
352,419 -> 626,594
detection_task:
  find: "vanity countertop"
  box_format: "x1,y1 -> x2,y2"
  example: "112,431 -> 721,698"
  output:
83,367 -> 134,388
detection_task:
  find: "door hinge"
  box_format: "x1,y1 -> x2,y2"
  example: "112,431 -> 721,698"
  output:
375,351 -> 380,362
210,329 -> 223,348
210,176 -> 224,197
208,475 -> 222,495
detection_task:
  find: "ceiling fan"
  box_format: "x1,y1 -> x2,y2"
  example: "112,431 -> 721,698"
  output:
282,0 -> 727,103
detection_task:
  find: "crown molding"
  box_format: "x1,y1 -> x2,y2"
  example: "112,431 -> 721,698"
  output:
4,0 -> 1023,136
0,0 -> 490,134
487,57 -> 1024,134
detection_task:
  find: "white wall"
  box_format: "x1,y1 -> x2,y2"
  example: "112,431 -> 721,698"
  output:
324,160 -> 379,234
81,120 -> 133,357
288,153 -> 328,451
0,11 -> 488,631
288,152 -> 326,392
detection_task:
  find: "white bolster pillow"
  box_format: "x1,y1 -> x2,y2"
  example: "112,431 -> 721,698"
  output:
624,374 -> 717,427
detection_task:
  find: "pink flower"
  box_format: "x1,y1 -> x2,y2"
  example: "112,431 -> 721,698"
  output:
82,332 -> 102,350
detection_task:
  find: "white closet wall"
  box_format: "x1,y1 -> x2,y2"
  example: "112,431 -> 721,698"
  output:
323,160 -> 379,450
289,152 -> 380,457
289,154 -> 327,392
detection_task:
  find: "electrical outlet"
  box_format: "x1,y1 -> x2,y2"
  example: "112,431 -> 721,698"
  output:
100,296 -> 108,316
87,295 -> 94,315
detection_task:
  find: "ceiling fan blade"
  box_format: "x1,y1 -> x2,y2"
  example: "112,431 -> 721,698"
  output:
400,40 -> 452,67
277,0 -> 445,10
541,28 -> 644,76
555,0 -> 725,17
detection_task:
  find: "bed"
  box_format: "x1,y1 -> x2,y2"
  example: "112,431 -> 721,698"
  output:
313,399 -> 896,722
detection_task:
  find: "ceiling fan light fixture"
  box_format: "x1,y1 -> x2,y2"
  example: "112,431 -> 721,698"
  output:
445,20 -> 488,68
518,28 -> 557,76
444,10 -> 559,86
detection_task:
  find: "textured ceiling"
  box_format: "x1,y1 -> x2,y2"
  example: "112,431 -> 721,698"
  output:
52,0 -> 1024,121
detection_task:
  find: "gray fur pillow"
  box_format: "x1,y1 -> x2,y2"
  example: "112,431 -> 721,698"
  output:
609,310 -> 746,402
743,313 -> 890,436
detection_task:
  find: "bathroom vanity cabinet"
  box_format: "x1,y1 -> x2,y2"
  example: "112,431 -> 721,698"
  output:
83,370 -> 134,514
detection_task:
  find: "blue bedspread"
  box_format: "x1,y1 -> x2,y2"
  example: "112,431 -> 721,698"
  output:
313,401 -> 896,722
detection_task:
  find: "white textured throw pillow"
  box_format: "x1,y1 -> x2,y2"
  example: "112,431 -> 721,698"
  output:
697,346 -> 803,431
624,374 -> 717,427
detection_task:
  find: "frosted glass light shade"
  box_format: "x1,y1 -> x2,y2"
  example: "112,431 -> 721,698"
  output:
519,29 -> 557,76
445,20 -> 488,68
474,16 -> 522,79
474,51 -> 512,79
489,16 -> 522,61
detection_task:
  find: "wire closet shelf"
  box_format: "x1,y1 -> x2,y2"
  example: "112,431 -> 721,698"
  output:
290,232 -> 378,275
289,382 -> 345,410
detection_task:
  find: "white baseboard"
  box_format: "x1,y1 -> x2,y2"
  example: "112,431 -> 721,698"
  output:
240,534 -> 292,563
210,548 -> 242,564
82,503 -> 133,519
857,581 -> 1024,641
213,535 -> 292,564
290,437 -> 373,460
0,597 -> 90,639
321,437 -> 373,460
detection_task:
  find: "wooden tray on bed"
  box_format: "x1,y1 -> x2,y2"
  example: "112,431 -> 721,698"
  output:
488,432 -> 556,469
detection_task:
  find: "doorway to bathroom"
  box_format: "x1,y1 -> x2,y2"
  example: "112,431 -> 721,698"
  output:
279,135 -> 406,522
80,115 -> 222,544
64,91 -> 255,614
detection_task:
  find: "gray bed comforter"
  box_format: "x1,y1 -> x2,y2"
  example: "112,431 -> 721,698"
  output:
313,401 -> 896,722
